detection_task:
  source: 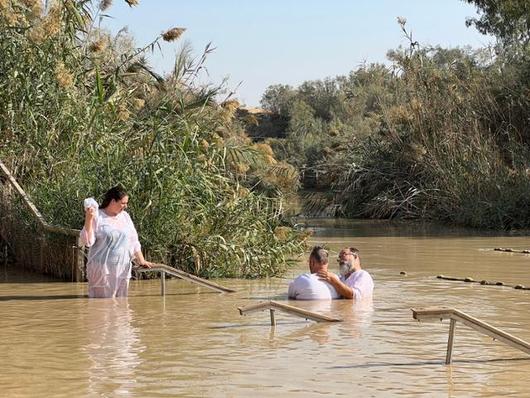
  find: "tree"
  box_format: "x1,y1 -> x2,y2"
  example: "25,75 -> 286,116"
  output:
463,0 -> 530,47
260,84 -> 296,116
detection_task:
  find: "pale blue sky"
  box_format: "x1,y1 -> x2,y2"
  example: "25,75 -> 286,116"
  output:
101,1 -> 492,106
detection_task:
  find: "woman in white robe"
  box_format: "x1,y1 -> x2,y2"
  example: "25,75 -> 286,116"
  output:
80,186 -> 151,298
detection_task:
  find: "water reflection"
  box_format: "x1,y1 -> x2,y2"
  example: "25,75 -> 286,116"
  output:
265,298 -> 374,346
83,299 -> 144,397
274,321 -> 333,345
302,217 -> 520,238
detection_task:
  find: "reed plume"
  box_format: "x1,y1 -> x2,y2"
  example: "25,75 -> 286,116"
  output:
162,27 -> 185,42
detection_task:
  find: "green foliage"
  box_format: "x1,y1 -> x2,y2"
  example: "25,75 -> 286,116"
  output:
463,0 -> 530,47
260,20 -> 530,229
261,84 -> 296,117
262,63 -> 394,190
0,0 -> 306,278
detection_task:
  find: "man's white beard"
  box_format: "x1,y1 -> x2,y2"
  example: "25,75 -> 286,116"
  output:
339,261 -> 352,277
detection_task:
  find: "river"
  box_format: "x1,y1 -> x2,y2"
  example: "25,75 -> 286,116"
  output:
1,219 -> 530,397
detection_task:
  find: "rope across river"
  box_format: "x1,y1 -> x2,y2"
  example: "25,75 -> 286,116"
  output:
435,275 -> 530,290
431,247 -> 530,290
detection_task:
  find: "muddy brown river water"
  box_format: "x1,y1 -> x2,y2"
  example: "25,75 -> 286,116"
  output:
1,219 -> 530,397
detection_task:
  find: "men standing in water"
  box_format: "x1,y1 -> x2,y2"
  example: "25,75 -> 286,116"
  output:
317,247 -> 374,300
288,246 -> 340,300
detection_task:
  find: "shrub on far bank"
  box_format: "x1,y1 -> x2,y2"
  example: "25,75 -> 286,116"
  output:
258,25 -> 530,229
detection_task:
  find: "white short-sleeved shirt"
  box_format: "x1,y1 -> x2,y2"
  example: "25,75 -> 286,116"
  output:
340,270 -> 374,299
288,273 -> 340,300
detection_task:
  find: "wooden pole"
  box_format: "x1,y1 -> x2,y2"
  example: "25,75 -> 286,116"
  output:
75,237 -> 85,282
446,318 -> 456,364
39,235 -> 45,273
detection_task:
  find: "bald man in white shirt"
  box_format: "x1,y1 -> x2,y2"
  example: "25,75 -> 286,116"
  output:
288,246 -> 339,300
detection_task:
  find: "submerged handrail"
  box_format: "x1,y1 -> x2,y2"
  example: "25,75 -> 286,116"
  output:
0,159 -> 83,281
412,307 -> 530,364
134,263 -> 236,294
238,300 -> 342,326
0,160 -> 80,237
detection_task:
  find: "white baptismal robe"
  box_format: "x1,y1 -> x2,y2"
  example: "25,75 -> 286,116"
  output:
80,210 -> 141,298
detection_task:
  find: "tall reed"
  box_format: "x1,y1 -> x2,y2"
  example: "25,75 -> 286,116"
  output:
0,0 -> 306,278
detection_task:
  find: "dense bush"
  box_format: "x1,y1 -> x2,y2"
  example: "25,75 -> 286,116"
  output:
260,18 -> 530,229
0,0 -> 306,277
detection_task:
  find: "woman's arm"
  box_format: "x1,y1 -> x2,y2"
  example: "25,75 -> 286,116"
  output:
124,211 -> 152,268
79,207 -> 97,247
133,250 -> 152,268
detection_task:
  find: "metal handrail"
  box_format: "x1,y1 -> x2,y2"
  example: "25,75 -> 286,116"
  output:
0,160 -> 79,236
239,300 -> 342,326
134,263 -> 236,294
412,307 -> 530,364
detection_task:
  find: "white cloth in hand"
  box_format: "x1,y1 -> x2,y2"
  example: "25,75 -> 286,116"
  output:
83,198 -> 99,217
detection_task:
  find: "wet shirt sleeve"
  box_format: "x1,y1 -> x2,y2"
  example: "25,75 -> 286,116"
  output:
124,212 -> 141,256
344,270 -> 374,300
79,215 -> 98,247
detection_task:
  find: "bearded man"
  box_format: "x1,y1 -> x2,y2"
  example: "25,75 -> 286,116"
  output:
317,247 -> 374,300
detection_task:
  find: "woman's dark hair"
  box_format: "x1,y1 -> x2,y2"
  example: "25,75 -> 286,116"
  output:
100,186 -> 128,209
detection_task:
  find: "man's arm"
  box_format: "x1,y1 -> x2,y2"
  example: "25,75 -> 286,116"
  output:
317,270 -> 354,299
